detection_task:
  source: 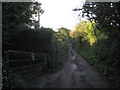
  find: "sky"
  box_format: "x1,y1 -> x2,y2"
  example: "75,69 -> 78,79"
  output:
36,0 -> 85,31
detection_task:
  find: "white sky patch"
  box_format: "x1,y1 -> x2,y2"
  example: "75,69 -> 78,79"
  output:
35,0 -> 85,31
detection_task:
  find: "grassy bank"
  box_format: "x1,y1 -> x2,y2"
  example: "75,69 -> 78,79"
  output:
72,40 -> 120,87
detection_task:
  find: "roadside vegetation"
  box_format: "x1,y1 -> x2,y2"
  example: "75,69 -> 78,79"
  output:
71,2 -> 120,87
2,1 -> 120,88
2,2 -> 69,88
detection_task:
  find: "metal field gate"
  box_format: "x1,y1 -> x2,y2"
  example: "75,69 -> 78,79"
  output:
2,50 -> 48,88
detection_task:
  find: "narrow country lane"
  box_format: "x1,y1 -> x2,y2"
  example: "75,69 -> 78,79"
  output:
28,44 -> 113,88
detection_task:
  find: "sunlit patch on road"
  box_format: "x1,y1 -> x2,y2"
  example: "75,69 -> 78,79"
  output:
71,56 -> 76,60
71,64 -> 77,71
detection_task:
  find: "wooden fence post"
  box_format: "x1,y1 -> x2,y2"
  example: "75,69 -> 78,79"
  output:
44,53 -> 47,71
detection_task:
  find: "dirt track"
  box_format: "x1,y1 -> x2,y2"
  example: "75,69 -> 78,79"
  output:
28,44 -> 113,88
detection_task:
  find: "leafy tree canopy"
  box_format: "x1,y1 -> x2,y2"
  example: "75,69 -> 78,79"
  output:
2,2 -> 43,50
55,27 -> 70,42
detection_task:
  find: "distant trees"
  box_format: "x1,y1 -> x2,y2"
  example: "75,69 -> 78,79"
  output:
55,27 -> 70,42
70,20 -> 101,45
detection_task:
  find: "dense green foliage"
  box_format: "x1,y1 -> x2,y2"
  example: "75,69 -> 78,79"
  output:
9,27 -> 53,53
55,27 -> 70,42
3,1 -> 120,88
49,37 -> 68,71
70,20 -> 101,45
2,2 -> 68,88
72,2 -> 120,87
49,27 -> 70,71
2,2 -> 43,51
8,27 -> 69,72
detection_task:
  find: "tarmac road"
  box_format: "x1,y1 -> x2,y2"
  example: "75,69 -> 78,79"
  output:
28,43 -> 113,88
